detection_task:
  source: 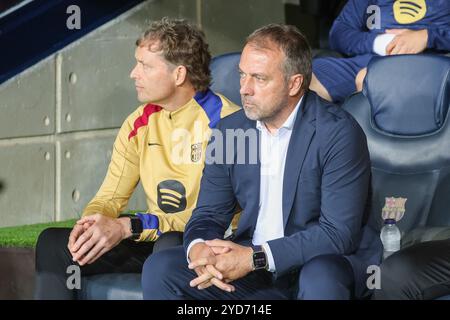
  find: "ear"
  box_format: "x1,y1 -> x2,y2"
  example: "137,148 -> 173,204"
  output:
174,65 -> 188,86
288,74 -> 303,96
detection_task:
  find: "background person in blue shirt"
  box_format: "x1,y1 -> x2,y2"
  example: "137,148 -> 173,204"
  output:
310,0 -> 450,103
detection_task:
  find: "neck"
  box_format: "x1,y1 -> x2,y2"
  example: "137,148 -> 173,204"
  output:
263,94 -> 302,133
159,85 -> 197,112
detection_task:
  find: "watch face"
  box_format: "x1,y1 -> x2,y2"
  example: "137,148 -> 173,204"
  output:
253,251 -> 267,269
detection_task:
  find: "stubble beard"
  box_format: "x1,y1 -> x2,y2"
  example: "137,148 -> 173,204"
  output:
242,94 -> 289,124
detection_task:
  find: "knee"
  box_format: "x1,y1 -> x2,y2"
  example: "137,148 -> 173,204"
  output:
380,253 -> 405,279
310,73 -> 332,102
381,248 -> 418,284
298,255 -> 353,299
36,228 -> 70,256
355,68 -> 367,92
301,255 -> 352,282
153,232 -> 183,253
35,228 -> 71,271
142,250 -> 176,278
141,249 -> 180,295
373,249 -> 417,299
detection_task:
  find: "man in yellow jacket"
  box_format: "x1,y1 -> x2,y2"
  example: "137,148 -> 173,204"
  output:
34,17 -> 239,299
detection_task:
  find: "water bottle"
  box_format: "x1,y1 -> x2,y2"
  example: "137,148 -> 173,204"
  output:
380,219 -> 401,260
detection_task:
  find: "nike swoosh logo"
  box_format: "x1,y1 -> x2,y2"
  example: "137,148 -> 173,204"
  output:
148,143 -> 162,146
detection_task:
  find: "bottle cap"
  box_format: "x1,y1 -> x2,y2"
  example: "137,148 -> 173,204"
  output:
384,218 -> 396,225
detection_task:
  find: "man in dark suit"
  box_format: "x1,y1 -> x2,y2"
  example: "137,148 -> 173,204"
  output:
141,23 -> 382,300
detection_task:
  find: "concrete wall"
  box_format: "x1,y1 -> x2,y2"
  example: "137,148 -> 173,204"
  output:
0,0 -> 291,227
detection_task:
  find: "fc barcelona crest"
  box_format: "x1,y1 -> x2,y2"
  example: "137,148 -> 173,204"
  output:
382,196 -> 407,222
191,142 -> 202,162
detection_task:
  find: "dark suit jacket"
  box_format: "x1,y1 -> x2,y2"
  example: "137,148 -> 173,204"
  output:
184,90 -> 382,297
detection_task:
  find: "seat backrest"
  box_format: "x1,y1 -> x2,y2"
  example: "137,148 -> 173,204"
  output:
298,0 -> 348,49
342,55 -> 450,233
210,52 -> 241,107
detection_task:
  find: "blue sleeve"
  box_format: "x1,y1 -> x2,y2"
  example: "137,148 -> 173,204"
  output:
427,26 -> 450,52
136,213 -> 160,235
329,0 -> 381,56
267,116 -> 371,277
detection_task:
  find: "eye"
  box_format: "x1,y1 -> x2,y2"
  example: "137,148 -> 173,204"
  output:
255,75 -> 266,82
239,71 -> 246,79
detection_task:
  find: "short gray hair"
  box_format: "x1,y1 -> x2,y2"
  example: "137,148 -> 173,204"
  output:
245,24 -> 312,91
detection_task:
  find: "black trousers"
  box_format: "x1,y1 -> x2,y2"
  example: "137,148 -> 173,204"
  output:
372,238 -> 450,300
34,227 -> 183,300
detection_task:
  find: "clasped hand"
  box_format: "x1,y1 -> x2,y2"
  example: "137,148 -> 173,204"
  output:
188,240 -> 254,293
67,214 -> 130,266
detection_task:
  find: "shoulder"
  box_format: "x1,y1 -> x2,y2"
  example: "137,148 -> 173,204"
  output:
304,91 -> 366,145
194,90 -> 240,128
307,92 -> 361,129
215,108 -> 254,132
123,103 -> 163,140
216,93 -> 241,118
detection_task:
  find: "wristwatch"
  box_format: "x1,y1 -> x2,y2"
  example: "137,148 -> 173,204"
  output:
119,214 -> 143,240
251,245 -> 268,271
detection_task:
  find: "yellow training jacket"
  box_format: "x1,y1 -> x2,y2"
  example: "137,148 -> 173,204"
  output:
82,89 -> 240,241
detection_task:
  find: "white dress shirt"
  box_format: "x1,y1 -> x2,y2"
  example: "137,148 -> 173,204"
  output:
253,97 -> 302,272
187,97 -> 303,273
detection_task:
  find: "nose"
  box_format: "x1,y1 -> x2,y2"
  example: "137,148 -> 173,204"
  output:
240,76 -> 253,96
130,64 -> 138,80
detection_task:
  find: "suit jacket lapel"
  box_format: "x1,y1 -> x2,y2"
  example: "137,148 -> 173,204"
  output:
282,93 -> 316,228
235,120 -> 261,237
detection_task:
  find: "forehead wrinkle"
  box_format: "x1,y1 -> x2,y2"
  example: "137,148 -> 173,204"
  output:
241,47 -> 282,79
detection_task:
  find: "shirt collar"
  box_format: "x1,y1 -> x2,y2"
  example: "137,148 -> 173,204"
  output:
161,95 -> 196,119
256,95 -> 303,132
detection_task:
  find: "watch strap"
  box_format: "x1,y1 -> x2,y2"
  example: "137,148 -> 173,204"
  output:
119,214 -> 143,240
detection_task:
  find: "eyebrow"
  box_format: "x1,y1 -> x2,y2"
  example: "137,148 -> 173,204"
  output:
238,67 -> 266,78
